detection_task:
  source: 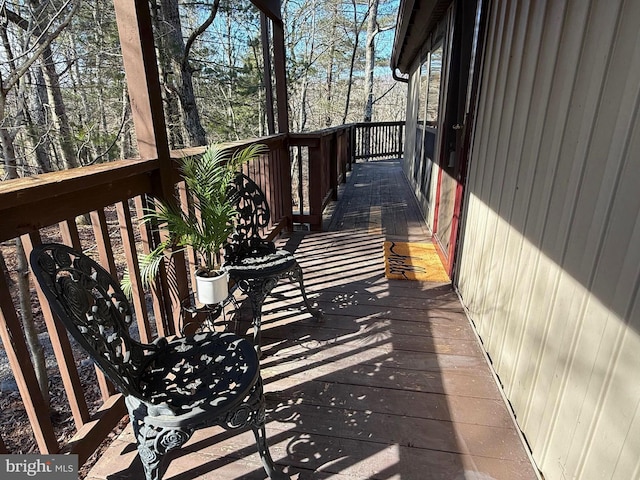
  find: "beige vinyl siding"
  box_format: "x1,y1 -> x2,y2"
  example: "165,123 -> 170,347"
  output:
457,0 -> 640,479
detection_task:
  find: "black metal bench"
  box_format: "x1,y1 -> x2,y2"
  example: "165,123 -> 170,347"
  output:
30,243 -> 289,480
224,173 -> 323,357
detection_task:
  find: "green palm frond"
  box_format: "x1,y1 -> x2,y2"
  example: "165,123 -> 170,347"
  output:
121,142 -> 267,299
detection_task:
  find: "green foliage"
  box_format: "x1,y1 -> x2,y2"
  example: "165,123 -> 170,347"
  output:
122,143 -> 267,297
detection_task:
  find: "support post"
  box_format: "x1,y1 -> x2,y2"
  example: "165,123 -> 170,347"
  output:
113,0 -> 173,199
272,20 -> 289,134
260,13 -> 276,135
113,0 -> 189,331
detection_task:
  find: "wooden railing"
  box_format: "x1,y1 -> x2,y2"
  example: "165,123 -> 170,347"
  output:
353,121 -> 404,161
0,121 -> 403,465
289,125 -> 353,230
288,121 -> 404,230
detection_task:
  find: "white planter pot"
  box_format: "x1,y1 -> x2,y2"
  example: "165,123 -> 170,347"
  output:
195,270 -> 229,305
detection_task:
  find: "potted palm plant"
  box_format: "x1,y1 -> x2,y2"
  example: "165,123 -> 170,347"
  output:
133,143 -> 267,305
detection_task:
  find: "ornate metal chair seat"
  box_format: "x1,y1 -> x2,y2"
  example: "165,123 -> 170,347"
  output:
137,332 -> 257,415
30,243 -> 289,480
225,173 -> 323,357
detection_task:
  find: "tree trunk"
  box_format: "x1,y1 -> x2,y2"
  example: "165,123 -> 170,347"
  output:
363,0 -> 379,124
159,0 -> 208,147
295,0 -> 316,132
25,67 -> 54,173
0,112 -> 18,179
0,250 -> 12,289
94,4 -> 109,160
149,0 -> 182,148
342,0 -> 362,125
325,2 -> 338,128
0,1 -> 78,405
120,85 -> 134,159
224,10 -> 238,138
362,0 -> 380,160
40,44 -> 80,170
16,237 -> 50,404
0,89 -> 50,404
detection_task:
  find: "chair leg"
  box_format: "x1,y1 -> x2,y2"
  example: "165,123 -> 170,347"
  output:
253,424 -> 290,480
288,263 -> 323,321
134,434 -> 164,480
243,277 -> 278,358
224,377 -> 289,479
240,266 -> 321,358
125,397 -> 192,480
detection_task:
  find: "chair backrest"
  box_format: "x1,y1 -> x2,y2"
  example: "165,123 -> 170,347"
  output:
225,173 -> 275,262
30,243 -> 156,398
230,172 -> 271,241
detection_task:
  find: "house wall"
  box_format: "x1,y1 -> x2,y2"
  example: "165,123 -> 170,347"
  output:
456,1 -> 640,479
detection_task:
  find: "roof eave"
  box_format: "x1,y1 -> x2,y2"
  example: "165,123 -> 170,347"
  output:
390,0 -> 453,76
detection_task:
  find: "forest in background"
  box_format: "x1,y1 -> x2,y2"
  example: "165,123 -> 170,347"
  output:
0,0 -> 405,182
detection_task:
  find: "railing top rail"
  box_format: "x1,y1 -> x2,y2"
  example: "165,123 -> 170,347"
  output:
289,121 -> 404,136
171,134 -> 288,159
0,158 -> 157,203
353,120 -> 405,127
0,158 -> 161,243
289,126 -> 350,139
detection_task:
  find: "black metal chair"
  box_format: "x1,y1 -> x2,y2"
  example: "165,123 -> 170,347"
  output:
224,173 -> 323,357
30,243 -> 289,480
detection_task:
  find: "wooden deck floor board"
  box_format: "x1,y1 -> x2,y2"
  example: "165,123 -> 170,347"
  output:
86,160 -> 538,480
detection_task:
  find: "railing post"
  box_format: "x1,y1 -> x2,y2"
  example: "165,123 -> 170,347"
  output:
114,0 -> 190,332
113,0 -> 172,192
307,138 -> 323,231
329,132 -> 338,201
338,129 -> 348,183
281,140 -> 294,230
350,125 -> 356,166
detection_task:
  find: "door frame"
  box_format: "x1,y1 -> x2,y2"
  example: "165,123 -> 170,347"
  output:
432,0 -> 490,278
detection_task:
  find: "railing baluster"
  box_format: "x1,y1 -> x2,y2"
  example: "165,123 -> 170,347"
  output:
90,210 -> 118,275
116,200 -> 153,343
134,195 -> 169,338
84,211 -> 118,400
0,254 -> 59,453
269,149 -> 279,226
23,232 -> 91,429
177,183 -> 198,295
297,146 -> 304,216
59,219 -> 82,249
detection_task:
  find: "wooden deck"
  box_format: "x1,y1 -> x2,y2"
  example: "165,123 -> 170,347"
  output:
86,160 -> 539,480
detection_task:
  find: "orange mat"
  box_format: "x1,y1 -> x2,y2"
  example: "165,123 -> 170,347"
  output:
383,241 -> 450,282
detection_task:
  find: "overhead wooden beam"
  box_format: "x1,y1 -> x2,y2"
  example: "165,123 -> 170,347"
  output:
251,0 -> 282,23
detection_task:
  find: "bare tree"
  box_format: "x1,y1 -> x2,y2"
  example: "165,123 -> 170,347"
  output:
0,0 -> 81,403
362,0 -> 378,123
342,0 -> 366,124
154,0 -> 219,147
